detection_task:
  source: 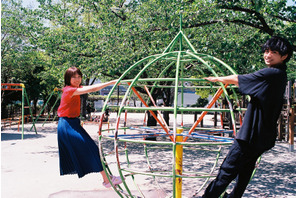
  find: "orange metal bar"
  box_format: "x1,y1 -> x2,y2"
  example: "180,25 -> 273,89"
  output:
97,113 -> 111,135
124,110 -> 128,127
143,111 -> 147,126
1,83 -> 23,87
128,82 -> 174,141
3,88 -> 23,91
98,113 -> 105,135
183,84 -> 229,142
1,83 -> 24,91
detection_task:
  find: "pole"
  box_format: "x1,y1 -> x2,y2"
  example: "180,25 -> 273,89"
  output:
30,88 -> 55,130
24,88 -> 37,134
42,93 -> 60,126
289,104 -> 295,152
175,128 -> 183,198
21,85 -> 25,139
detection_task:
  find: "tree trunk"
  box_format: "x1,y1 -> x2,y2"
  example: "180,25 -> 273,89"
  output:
163,111 -> 170,125
162,87 -> 173,126
81,94 -> 87,118
33,99 -> 38,115
147,110 -> 157,126
81,78 -> 90,119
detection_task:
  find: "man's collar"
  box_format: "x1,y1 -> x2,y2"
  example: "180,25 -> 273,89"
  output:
268,63 -> 287,70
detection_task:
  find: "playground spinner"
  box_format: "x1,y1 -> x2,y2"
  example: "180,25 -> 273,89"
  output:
97,18 -> 250,198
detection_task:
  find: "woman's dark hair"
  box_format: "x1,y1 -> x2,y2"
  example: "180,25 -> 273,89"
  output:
64,67 -> 83,86
261,36 -> 293,63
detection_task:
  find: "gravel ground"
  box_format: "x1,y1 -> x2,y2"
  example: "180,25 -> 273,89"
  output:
1,113 -> 296,198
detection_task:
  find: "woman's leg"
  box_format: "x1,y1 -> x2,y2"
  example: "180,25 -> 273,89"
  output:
101,171 -> 123,188
100,171 -> 109,184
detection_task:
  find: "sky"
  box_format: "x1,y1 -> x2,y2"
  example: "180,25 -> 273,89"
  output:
22,0 -> 39,8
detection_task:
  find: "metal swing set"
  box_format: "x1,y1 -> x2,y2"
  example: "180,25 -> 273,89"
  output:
1,83 -> 37,139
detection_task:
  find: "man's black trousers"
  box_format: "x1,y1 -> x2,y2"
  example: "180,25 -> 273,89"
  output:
202,139 -> 265,198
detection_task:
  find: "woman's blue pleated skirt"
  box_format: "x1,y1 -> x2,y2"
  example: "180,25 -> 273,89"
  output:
57,117 -> 103,178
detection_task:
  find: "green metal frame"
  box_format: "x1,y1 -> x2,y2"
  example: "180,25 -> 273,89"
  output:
97,17 -> 256,197
30,88 -> 61,130
1,83 -> 37,139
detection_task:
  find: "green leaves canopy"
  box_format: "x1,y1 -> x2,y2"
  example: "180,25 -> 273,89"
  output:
1,0 -> 296,96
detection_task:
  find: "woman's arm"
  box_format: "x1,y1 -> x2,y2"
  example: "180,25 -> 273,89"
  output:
73,80 -> 118,96
204,75 -> 238,86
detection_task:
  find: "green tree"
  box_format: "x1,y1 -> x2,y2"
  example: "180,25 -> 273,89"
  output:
1,0 -> 295,120
1,0 -> 59,114
31,0 -> 295,79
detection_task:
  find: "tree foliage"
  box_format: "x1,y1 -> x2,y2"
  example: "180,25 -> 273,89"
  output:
1,0 -> 296,114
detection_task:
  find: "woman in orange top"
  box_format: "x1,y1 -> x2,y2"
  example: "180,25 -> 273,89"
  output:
57,67 -> 122,188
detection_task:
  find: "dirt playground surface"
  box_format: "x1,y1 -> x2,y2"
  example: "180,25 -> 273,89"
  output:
1,113 -> 296,198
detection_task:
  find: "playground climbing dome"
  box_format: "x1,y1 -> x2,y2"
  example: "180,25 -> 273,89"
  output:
97,23 -> 245,198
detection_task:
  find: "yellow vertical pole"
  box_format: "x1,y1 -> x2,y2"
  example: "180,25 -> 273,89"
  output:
175,128 -> 183,198
289,105 -> 295,152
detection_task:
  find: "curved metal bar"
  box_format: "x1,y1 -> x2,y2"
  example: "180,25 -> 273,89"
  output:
209,58 -> 244,127
183,84 -> 228,142
101,54 -> 161,113
185,51 -> 237,135
110,52 -> 179,197
143,144 -> 167,195
127,83 -> 173,141
122,106 -> 232,112
206,58 -> 240,136
98,135 -> 125,198
143,61 -> 175,115
121,78 -> 208,83
97,25 -> 257,197
124,145 -> 145,197
194,146 -> 223,195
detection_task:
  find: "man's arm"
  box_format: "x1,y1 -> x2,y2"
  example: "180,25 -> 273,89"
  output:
204,75 -> 238,86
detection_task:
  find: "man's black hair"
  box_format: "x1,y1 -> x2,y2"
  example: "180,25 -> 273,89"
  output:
261,36 -> 293,63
